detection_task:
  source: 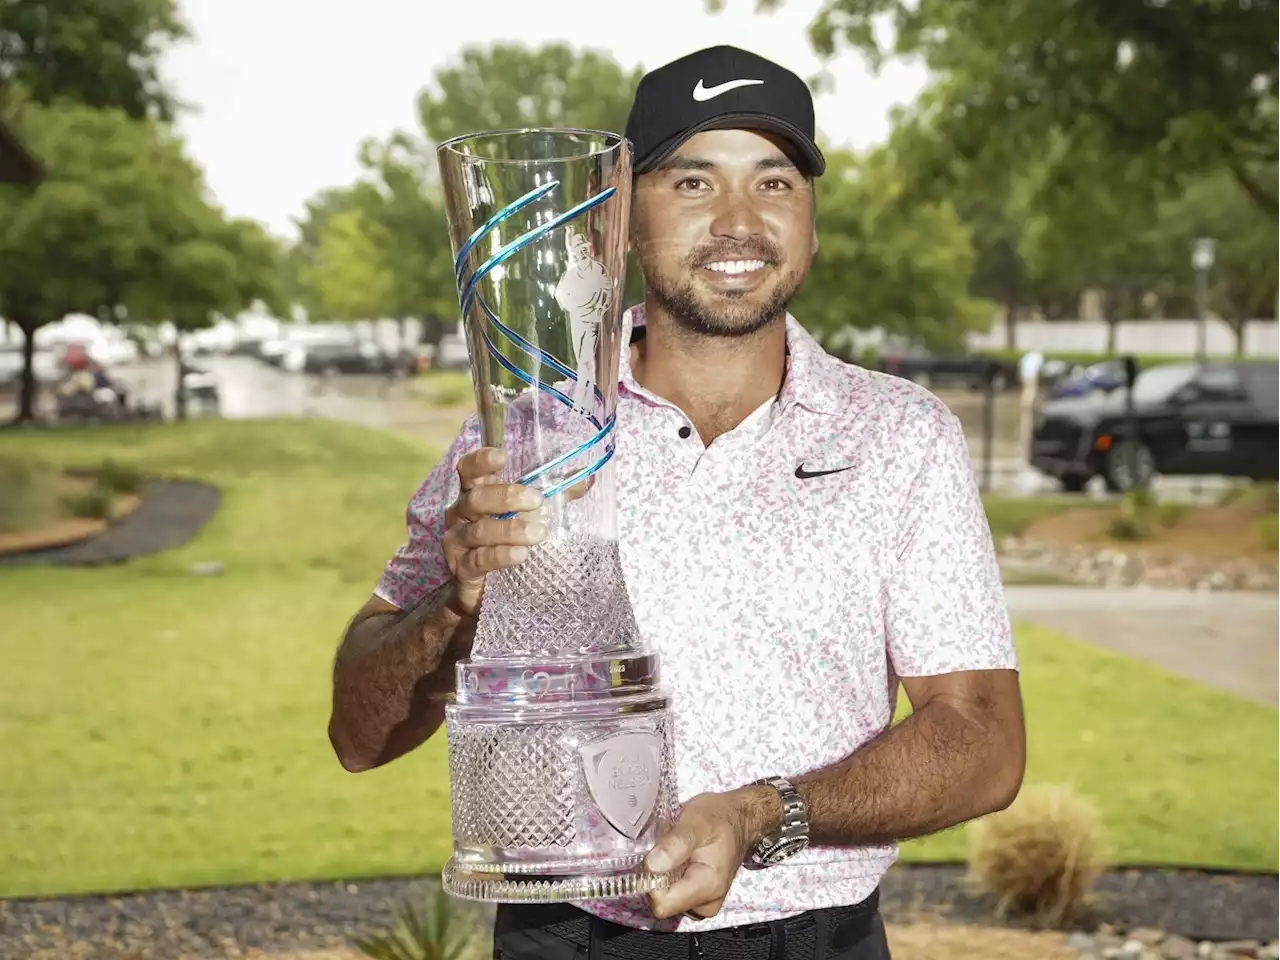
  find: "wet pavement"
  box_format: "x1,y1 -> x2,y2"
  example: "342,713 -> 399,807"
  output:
5,355 -> 1232,502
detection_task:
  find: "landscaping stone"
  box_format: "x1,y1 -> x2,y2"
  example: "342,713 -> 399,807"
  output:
1000,537 -> 1277,592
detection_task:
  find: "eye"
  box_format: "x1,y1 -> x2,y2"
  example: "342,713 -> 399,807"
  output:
674,176 -> 710,195
760,177 -> 793,193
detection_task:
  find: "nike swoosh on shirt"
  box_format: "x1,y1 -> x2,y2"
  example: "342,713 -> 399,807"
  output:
795,463 -> 855,480
693,78 -> 765,101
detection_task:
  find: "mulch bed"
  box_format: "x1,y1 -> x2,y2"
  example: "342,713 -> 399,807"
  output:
0,479 -> 220,567
1,866 -> 1274,960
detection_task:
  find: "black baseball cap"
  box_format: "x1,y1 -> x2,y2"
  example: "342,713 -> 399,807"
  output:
625,45 -> 826,178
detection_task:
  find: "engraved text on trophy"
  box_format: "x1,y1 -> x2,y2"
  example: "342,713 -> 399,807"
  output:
580,731 -> 661,840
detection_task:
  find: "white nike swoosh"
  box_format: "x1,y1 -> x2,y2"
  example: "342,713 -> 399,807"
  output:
692,78 -> 765,101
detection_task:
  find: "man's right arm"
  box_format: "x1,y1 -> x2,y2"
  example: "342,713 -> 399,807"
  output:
328,586 -> 475,772
327,439 -> 547,773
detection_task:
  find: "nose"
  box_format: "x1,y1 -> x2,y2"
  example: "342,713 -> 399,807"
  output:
708,188 -> 766,242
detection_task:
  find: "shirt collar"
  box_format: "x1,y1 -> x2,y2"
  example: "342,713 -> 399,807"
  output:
619,304 -> 844,416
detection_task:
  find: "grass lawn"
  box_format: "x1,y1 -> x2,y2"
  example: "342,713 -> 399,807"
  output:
0,419 -> 1275,900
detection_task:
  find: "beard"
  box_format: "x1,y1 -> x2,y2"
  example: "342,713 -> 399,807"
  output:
641,239 -> 810,339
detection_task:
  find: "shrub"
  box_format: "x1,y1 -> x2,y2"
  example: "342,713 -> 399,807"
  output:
1156,501 -> 1188,529
355,887 -> 477,960
1107,489 -> 1155,541
61,487 -> 113,520
967,783 -> 1106,927
1257,515 -> 1279,551
0,457 -> 57,534
95,459 -> 145,495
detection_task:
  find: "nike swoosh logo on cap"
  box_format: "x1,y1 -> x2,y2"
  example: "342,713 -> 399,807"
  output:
693,78 -> 765,101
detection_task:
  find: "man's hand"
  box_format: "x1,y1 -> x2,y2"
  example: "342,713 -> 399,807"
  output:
645,788 -> 780,920
442,447 -> 548,618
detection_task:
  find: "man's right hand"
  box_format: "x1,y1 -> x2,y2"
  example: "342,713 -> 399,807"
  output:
442,447 -> 547,619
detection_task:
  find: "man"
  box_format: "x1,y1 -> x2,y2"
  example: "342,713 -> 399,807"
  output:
554,230 -> 612,417
329,45 -> 1025,960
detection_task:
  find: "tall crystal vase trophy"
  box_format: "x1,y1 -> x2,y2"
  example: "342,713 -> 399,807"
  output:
436,129 -> 676,902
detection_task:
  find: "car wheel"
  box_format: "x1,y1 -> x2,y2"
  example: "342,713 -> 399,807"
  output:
1103,441 -> 1156,493
1059,473 -> 1090,493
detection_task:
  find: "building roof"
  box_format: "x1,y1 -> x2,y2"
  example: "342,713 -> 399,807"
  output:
0,117 -> 42,185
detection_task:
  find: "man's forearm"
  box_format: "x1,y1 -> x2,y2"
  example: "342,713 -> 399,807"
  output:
738,690 -> 1024,848
329,584 -> 475,772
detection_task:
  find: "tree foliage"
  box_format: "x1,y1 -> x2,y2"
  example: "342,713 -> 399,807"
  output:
794,148 -> 991,350
0,101 -> 281,421
726,0 -> 1278,212
0,0 -> 190,120
292,43 -> 646,340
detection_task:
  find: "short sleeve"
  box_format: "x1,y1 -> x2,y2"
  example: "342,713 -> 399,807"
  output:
884,407 -> 1018,676
374,416 -> 482,610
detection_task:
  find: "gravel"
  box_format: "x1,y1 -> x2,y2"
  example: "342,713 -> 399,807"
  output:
1,866 -> 1275,960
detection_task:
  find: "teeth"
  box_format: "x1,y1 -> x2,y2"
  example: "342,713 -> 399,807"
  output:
705,259 -> 766,274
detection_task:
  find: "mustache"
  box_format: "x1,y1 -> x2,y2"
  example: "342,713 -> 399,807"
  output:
689,241 -> 782,267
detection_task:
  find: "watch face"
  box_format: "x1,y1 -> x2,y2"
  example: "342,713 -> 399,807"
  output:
766,836 -> 809,864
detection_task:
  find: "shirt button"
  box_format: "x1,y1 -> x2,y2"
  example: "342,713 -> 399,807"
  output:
678,425 -> 692,439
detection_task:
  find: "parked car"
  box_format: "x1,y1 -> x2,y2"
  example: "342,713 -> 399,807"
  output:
1029,361 -> 1278,492
296,341 -> 405,376
878,349 -> 1017,392
1048,359 -> 1130,399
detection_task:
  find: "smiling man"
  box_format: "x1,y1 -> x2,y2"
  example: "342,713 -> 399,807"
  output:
328,45 -> 1025,960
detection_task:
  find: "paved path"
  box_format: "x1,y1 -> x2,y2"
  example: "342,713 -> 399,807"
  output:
1005,585 -> 1279,706
0,479 -> 220,567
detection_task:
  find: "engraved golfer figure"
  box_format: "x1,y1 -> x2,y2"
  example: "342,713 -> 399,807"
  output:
554,231 -> 612,418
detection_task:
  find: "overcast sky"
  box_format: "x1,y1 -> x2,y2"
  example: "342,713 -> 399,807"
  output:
160,0 -> 929,239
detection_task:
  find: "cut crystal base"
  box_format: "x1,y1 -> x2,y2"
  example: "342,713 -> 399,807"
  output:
442,857 -> 670,902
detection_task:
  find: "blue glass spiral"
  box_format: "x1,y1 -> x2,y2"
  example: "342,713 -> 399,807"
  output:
454,180 -> 619,512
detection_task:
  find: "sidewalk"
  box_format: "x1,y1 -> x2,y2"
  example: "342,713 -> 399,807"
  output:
1005,585 -> 1279,706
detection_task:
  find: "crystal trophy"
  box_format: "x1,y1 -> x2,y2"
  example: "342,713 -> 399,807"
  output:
436,129 -> 677,902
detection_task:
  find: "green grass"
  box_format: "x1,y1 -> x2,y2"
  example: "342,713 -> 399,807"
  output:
0,420 -> 1275,900
408,369 -> 475,408
899,625 -> 1278,869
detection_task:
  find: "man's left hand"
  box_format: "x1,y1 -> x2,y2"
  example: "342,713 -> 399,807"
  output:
645,788 -> 775,920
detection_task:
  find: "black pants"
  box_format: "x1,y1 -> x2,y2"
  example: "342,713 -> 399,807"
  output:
492,889 -> 891,960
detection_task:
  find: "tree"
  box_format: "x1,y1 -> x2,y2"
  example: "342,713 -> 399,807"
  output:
416,42 -> 641,144
0,0 -> 190,119
792,148 -> 992,351
1011,135 -> 1169,351
291,43 -> 646,345
0,100 -> 283,422
721,0 -> 1278,213
134,212 -> 284,418
1150,169 -> 1279,353
0,102 -> 198,421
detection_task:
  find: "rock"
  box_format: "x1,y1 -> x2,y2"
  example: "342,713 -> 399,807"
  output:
1161,935 -> 1198,959
1068,932 -> 1097,952
1216,941 -> 1262,957
189,561 -> 223,577
1131,927 -> 1165,946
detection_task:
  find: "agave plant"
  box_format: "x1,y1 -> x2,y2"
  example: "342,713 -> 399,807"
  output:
355,887 -> 477,960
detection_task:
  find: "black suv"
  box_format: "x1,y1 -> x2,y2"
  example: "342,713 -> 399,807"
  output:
1029,361 -> 1278,492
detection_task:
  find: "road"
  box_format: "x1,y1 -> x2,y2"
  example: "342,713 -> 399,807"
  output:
1005,585 -> 1279,705
5,354 -> 1234,502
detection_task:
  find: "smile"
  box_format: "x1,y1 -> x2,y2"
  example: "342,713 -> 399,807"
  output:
702,259 -> 767,275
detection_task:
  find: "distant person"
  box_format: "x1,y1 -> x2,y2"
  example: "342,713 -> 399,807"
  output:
1018,349 -> 1045,451
328,44 -> 1025,960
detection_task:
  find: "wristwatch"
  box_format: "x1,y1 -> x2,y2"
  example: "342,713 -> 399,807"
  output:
747,776 -> 810,868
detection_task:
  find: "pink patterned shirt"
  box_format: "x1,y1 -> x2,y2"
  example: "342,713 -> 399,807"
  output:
375,305 -> 1018,932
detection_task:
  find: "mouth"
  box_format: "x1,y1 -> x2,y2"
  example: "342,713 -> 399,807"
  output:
699,259 -> 769,276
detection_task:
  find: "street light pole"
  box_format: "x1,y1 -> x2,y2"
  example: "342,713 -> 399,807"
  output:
1192,237 -> 1216,365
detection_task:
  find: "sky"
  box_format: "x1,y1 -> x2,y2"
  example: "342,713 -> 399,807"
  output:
160,0 -> 929,239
